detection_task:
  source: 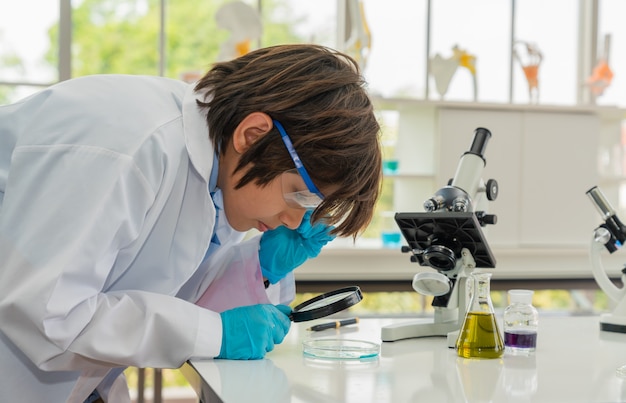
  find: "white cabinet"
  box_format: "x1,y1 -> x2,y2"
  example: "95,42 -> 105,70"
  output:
298,99 -> 626,282
436,108 -> 523,248
437,107 -> 600,248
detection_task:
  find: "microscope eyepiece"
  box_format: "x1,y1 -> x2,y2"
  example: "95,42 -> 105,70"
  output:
467,127 -> 492,158
587,185 -> 626,247
587,186 -> 616,219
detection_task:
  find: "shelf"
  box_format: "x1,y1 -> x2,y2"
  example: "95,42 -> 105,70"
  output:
382,173 -> 433,179
298,244 -> 625,282
372,95 -> 626,117
599,176 -> 626,184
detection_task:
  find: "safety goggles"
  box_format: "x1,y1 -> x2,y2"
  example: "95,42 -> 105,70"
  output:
273,119 -> 324,209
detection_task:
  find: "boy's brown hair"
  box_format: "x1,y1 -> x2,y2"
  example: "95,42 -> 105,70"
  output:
195,44 -> 382,238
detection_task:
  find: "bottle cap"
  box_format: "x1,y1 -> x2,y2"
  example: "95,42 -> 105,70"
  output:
508,289 -> 534,304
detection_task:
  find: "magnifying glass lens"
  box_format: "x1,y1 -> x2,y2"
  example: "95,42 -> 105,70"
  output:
290,286 -> 362,322
295,291 -> 355,312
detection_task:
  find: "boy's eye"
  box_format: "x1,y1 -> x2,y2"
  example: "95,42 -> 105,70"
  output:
284,191 -> 323,209
281,171 -> 309,194
280,168 -> 324,208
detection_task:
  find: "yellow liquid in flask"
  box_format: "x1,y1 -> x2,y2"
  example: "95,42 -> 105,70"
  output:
456,311 -> 504,359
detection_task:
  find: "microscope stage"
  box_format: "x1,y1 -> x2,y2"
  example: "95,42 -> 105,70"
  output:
395,211 -> 496,268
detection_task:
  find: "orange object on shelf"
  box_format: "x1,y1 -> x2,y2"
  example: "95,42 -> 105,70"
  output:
586,34 -> 613,97
513,41 -> 543,104
586,59 -> 613,96
522,65 -> 539,90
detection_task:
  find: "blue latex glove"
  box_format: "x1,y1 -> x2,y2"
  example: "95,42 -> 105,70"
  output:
259,210 -> 336,284
217,304 -> 292,360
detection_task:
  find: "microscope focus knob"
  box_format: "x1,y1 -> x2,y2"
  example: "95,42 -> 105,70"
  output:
482,214 -> 497,225
486,179 -> 498,201
476,212 -> 498,226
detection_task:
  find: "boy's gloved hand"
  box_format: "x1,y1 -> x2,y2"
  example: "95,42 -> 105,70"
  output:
217,304 -> 292,360
259,210 -> 335,284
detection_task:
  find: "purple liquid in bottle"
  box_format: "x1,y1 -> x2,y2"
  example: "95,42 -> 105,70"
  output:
504,330 -> 537,349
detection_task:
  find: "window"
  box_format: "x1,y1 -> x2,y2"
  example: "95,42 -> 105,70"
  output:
430,0 -> 512,103
0,0 -> 58,102
360,0 -> 429,99
513,0 -> 579,105
597,0 -> 626,107
1,1 -> 616,104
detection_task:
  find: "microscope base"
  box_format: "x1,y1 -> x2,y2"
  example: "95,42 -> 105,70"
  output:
381,320 -> 459,343
446,329 -> 460,348
600,313 -> 626,333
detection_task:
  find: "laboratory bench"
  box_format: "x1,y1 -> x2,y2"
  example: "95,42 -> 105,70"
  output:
181,315 -> 626,403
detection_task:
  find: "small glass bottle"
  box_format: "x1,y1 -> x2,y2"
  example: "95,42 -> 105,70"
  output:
503,289 -> 538,355
456,271 -> 504,359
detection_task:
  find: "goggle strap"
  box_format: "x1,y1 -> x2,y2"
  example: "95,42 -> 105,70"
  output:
273,120 -> 324,200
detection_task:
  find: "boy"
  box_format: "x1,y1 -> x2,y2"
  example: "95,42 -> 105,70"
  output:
0,44 -> 381,402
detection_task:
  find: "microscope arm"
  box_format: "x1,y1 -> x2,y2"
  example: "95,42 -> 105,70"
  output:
590,234 -> 625,302
590,232 -> 626,333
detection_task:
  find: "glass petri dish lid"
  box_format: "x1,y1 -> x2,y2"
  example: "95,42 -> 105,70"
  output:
302,338 -> 380,360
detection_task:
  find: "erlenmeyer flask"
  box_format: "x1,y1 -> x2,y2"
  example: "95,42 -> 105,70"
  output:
456,271 -> 504,359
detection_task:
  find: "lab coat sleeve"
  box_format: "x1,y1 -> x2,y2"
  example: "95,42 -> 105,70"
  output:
266,271 -> 296,306
194,235 -> 295,312
237,234 -> 296,305
0,144 -> 221,371
238,234 -> 296,305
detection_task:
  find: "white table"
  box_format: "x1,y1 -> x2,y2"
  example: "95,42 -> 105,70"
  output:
182,315 -> 626,402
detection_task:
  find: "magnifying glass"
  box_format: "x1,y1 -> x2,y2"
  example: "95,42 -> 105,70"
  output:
289,286 -> 363,322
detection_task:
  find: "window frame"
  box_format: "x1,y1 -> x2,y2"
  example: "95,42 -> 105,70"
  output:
0,0 -> 604,105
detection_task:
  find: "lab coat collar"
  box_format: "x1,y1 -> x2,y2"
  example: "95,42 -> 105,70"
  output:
209,153 -> 219,194
182,85 -> 215,182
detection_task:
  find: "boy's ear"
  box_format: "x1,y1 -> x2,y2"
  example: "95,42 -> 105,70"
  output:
232,112 -> 273,154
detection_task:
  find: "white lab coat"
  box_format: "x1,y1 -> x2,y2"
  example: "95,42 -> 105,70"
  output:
0,75 -> 293,402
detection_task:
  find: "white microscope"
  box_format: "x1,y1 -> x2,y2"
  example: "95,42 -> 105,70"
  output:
586,186 -> 626,333
381,127 -> 499,346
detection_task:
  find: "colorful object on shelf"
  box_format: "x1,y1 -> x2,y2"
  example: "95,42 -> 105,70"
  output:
429,54 -> 459,98
381,231 -> 401,249
586,34 -> 613,97
344,0 -> 372,71
513,41 -> 543,104
429,45 -> 478,101
179,70 -> 202,84
215,1 -> 262,61
382,159 -> 399,175
455,46 -> 477,78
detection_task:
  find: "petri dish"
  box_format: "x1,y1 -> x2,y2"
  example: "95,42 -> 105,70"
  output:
302,338 -> 380,360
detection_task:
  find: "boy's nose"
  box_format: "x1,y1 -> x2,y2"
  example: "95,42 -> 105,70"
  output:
281,209 -> 307,230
